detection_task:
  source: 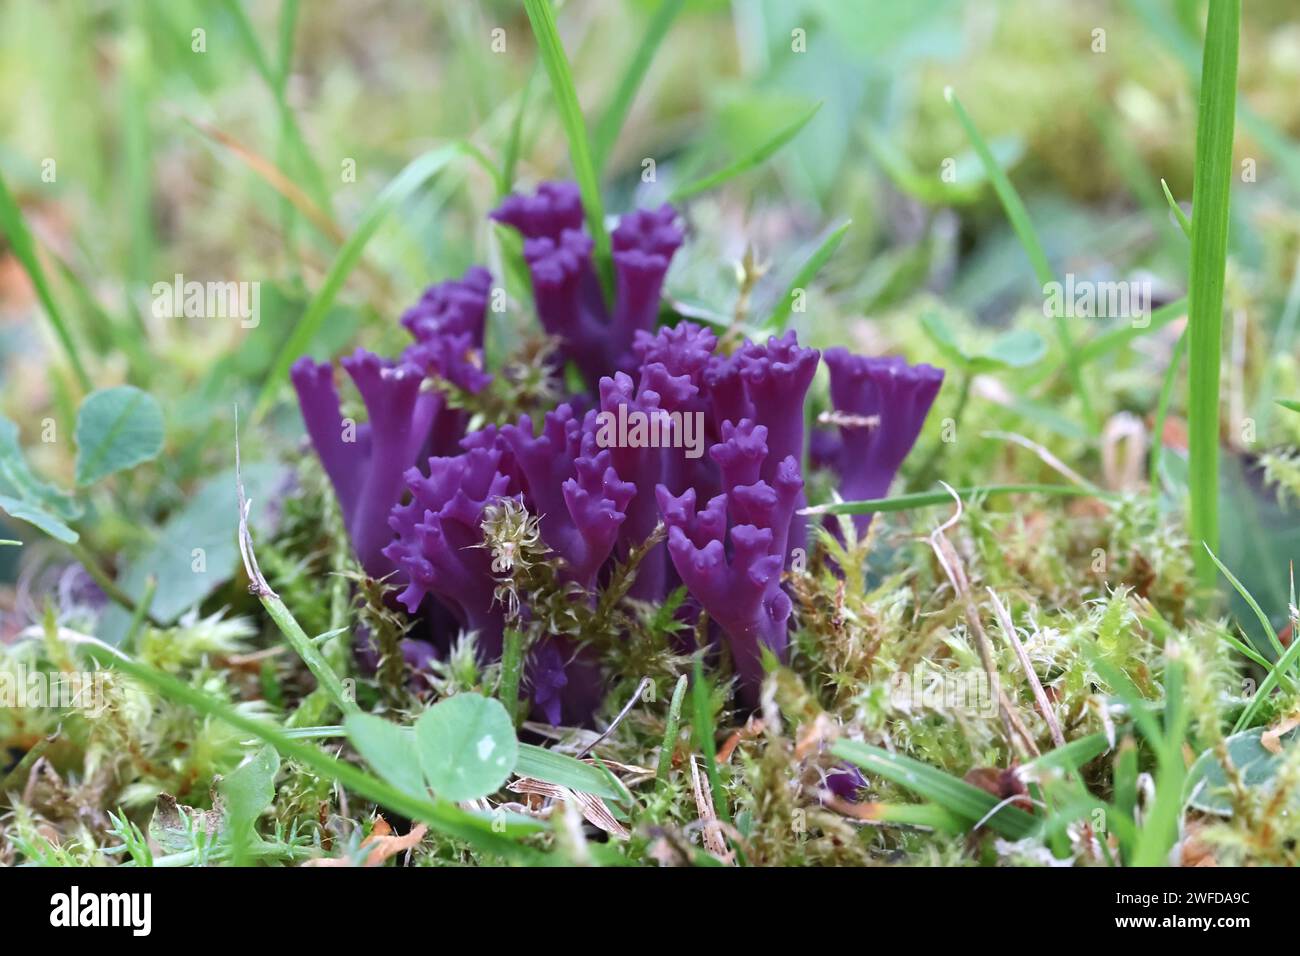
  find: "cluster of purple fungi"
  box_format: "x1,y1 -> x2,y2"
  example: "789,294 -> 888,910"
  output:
292,182 -> 943,726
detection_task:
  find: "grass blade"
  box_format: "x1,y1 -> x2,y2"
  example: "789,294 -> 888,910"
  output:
657,674 -> 688,782
1204,544 -> 1287,660
219,0 -> 333,215
1186,0 -> 1240,589
1160,178 -> 1193,239
522,0 -> 612,295
591,0 -> 686,172
763,220 -> 850,332
1071,296 -> 1187,369
801,483 -> 1115,517
945,87 -> 1096,433
75,640 -> 542,862
831,740 -> 1038,838
0,169 -> 92,391
669,102 -> 821,202
515,743 -> 623,800
253,143 -> 476,418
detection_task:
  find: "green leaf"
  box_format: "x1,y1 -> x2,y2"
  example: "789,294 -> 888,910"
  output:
219,745 -> 280,826
669,102 -> 822,202
831,740 -> 1038,839
919,312 -> 1044,372
415,693 -> 518,802
515,743 -> 622,800
1276,398 -> 1300,415
344,713 -> 427,801
74,386 -> 164,486
764,220 -> 850,332
77,642 -> 545,861
111,464 -> 282,624
1185,725 -> 1299,816
0,495 -> 78,544
983,328 -> 1047,368
0,416 -> 82,543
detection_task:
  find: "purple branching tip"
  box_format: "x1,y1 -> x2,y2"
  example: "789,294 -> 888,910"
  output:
400,265 -> 492,345
291,350 -> 435,577
521,230 -> 609,385
610,205 -> 684,364
489,181 -> 584,240
825,763 -> 867,802
658,423 -> 803,701
493,183 -> 683,388
500,404 -> 635,587
823,349 -> 944,533
382,447 -> 513,657
736,331 -> 820,484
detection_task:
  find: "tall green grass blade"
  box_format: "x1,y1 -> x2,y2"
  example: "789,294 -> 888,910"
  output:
831,740 -> 1037,838
591,0 -> 685,172
669,102 -> 821,202
522,0 -> 612,296
1186,0 -> 1240,589
254,143 -> 477,418
0,170 -> 92,391
945,87 -> 1096,433
802,483 -> 1115,517
764,220 -> 850,332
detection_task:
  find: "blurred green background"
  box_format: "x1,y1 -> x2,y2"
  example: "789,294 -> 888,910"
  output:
1,0 -> 1298,634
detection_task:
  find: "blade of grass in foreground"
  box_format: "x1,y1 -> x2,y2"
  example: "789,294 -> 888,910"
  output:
831,740 -> 1037,839
75,639 -> 544,862
764,220 -> 851,333
0,170 -> 92,392
253,143 -> 483,419
1186,0 -> 1240,590
523,0 -> 612,297
591,0 -> 685,172
670,102 -> 821,202
801,483 -> 1117,517
945,88 -> 1096,433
